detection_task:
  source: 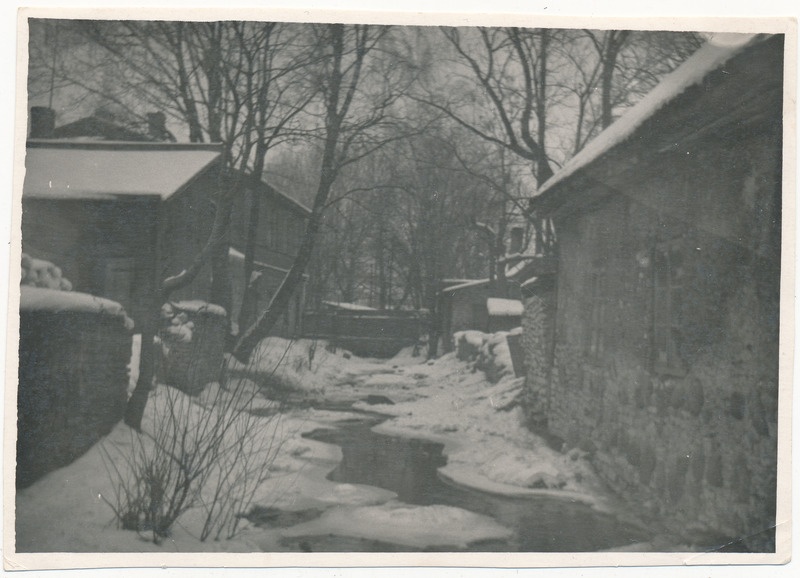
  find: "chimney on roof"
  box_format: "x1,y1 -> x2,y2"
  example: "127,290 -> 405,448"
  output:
147,112 -> 167,140
509,226 -> 524,255
29,107 -> 55,139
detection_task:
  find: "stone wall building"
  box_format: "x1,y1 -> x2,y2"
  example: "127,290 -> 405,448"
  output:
523,34 -> 784,550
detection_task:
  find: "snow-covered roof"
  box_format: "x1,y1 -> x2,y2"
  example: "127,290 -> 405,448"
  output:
442,278 -> 490,293
20,286 -> 134,330
486,298 -> 524,317
229,247 -> 289,274
24,141 -> 221,201
170,300 -> 227,317
322,301 -> 377,311
534,33 -> 764,200
262,179 -> 312,216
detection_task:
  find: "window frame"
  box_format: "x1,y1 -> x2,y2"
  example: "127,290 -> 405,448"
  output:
586,264 -> 607,362
652,238 -> 686,376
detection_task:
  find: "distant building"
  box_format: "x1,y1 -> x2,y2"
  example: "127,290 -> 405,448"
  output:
525,34 -> 783,550
437,279 -> 523,351
228,175 -> 312,337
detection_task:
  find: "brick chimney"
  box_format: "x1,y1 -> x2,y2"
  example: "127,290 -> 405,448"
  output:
29,107 -> 55,139
509,226 -> 524,255
147,112 -> 167,140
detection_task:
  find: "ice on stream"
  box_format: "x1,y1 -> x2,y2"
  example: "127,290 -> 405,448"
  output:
280,501 -> 514,549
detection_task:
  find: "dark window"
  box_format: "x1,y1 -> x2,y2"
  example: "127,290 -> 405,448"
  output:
586,266 -> 606,360
653,241 -> 685,374
509,226 -> 524,254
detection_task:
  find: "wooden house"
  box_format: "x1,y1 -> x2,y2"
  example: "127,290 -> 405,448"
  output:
526,34 -> 784,550
228,176 -> 311,337
22,139 -> 223,399
22,140 -> 222,328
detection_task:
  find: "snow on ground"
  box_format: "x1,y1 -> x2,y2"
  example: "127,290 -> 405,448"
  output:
14,376 -> 393,553
281,501 -> 513,549
486,297 -> 523,317
15,331 -> 627,554
355,351 -> 604,507
226,337 -> 377,395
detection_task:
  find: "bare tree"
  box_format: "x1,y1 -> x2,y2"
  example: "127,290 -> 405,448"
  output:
233,23 -> 412,362
28,19 -> 319,428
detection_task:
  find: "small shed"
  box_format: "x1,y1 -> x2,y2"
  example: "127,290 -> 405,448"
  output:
438,279 -> 523,350
158,300 -> 228,395
437,279 -> 490,351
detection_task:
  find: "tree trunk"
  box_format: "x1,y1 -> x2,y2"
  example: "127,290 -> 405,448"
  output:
232,195 -> 326,362
123,312 -> 158,430
601,31 -> 630,129
233,139 -> 340,362
232,23 -> 368,362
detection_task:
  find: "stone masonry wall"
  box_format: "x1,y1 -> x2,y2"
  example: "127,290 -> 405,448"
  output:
17,310 -> 133,487
525,127 -> 781,550
521,285 -> 555,431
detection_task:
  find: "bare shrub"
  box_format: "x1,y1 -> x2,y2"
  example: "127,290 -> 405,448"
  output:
101,342 -> 291,544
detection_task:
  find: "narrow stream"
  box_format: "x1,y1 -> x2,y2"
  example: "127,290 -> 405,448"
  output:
265,408 -> 653,552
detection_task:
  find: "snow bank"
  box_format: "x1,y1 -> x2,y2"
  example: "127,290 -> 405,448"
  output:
20,253 -> 73,291
454,330 -> 486,362
15,382 -> 283,552
477,331 -> 514,380
281,501 -> 513,548
454,329 -> 516,383
371,350 -> 605,506
227,337 -> 364,394
170,299 -> 227,318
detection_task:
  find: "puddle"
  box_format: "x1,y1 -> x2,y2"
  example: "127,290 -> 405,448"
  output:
295,414 -> 652,552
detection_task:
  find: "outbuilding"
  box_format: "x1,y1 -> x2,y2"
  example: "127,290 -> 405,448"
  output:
526,34 -> 784,550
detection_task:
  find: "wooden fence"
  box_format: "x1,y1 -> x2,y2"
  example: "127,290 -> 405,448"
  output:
302,309 -> 428,357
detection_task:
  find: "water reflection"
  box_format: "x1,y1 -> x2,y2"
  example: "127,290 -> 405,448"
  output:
304,417 -> 651,552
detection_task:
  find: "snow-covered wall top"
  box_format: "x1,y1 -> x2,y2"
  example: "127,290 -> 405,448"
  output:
534,33 -> 763,200
442,279 -> 490,293
20,286 -> 134,330
322,301 -> 378,311
170,299 -> 227,318
21,254 -> 72,291
486,298 -> 524,317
